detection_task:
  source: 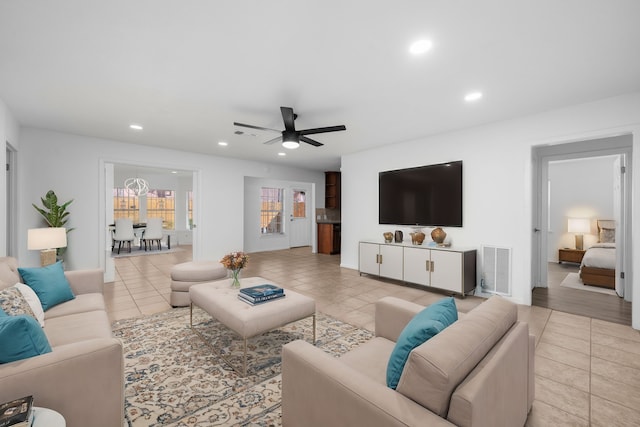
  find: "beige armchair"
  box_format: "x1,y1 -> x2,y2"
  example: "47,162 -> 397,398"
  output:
282,296 -> 534,427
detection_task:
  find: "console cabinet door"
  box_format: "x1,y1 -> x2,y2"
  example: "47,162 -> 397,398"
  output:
430,250 -> 462,292
403,247 -> 430,286
379,244 -> 403,280
359,242 -> 380,275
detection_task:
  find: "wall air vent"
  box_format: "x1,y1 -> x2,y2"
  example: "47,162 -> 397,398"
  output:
481,246 -> 511,296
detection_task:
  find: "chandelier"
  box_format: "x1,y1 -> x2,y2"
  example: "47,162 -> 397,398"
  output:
124,177 -> 149,196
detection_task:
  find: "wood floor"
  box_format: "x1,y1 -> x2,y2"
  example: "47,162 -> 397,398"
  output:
532,262 -> 632,325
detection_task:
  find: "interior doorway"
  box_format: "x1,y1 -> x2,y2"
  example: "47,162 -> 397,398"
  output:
101,162 -> 198,282
531,134 -> 633,324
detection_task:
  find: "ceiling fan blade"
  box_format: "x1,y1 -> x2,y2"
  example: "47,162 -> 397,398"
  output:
299,125 -> 346,135
233,122 -> 280,133
300,136 -> 323,147
263,135 -> 282,145
280,107 -> 296,131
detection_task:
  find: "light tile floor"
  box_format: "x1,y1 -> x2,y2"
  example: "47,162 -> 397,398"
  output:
106,246 -> 640,426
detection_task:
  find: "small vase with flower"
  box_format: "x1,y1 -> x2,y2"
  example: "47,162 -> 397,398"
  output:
219,251 -> 249,289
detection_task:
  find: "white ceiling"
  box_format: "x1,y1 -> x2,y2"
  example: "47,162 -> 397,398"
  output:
1,1 -> 639,171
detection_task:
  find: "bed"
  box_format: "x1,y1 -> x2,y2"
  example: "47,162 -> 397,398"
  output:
579,220 -> 616,289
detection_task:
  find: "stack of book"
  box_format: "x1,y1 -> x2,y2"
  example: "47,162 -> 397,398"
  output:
238,284 -> 285,305
0,396 -> 34,427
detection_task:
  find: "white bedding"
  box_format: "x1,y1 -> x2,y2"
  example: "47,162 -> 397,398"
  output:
581,243 -> 616,270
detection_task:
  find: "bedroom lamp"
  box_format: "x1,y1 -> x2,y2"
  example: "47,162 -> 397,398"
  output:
28,227 -> 67,266
567,218 -> 590,250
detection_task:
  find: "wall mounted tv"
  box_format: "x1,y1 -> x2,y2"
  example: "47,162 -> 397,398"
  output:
379,160 -> 463,227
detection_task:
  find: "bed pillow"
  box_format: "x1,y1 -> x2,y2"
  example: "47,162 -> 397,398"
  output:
0,285 -> 36,318
18,261 -> 75,311
386,297 -> 458,389
0,314 -> 52,364
14,283 -> 45,327
599,228 -> 615,243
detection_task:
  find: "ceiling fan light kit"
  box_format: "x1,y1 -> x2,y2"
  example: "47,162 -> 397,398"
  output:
234,106 -> 346,149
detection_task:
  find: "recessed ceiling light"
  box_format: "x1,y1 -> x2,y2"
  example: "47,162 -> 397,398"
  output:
464,92 -> 483,102
278,152 -> 286,156
409,39 -> 433,55
129,124 -> 143,130
171,171 -> 177,174
218,141 -> 228,146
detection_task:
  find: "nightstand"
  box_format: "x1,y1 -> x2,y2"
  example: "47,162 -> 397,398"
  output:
558,248 -> 586,264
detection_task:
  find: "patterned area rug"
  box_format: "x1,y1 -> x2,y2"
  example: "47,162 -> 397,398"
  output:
112,307 -> 374,426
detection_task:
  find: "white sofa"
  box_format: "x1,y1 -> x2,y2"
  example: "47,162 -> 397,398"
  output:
0,257 -> 124,427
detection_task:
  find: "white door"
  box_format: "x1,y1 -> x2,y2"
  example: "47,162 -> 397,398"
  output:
379,245 -> 404,280
613,155 -> 625,297
430,250 -> 462,292
359,242 -> 380,275
403,247 -> 430,286
289,188 -> 310,248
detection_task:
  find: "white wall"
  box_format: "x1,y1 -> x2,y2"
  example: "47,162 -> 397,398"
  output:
547,156 -> 616,260
341,92 -> 640,321
0,99 -> 20,257
16,128 -> 324,271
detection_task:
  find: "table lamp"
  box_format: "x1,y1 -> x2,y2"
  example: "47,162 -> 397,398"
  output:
28,227 -> 67,266
567,218 -> 590,250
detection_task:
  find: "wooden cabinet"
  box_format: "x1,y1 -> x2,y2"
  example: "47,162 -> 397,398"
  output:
318,223 -> 341,254
325,171 -> 341,209
360,241 -> 477,296
558,249 -> 585,264
358,242 -> 403,280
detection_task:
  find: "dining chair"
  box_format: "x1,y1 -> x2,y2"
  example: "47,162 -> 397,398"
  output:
141,217 -> 163,251
112,218 -> 135,254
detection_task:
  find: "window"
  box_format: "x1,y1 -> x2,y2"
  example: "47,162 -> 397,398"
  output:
187,191 -> 194,230
146,190 -> 175,230
113,188 -> 140,222
293,190 -> 306,218
261,187 -> 284,234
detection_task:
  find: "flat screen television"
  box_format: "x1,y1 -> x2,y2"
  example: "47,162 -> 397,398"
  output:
379,160 -> 462,227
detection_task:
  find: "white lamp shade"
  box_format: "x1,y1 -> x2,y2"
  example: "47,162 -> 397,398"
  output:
567,218 -> 590,234
28,227 -> 67,250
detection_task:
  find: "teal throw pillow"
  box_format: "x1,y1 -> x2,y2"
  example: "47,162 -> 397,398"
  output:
18,261 -> 75,311
0,315 -> 52,364
386,297 -> 458,389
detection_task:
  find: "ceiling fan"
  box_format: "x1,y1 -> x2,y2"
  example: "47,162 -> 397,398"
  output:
234,106 -> 346,149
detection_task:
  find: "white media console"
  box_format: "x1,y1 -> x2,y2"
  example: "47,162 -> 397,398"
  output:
359,241 -> 477,296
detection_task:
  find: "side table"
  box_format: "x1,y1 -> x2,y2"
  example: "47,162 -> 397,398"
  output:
32,407 -> 66,427
558,248 -> 586,264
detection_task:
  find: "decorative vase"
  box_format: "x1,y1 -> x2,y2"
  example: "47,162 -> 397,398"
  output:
383,232 -> 393,243
394,230 -> 403,243
229,269 -> 242,289
431,227 -> 446,244
410,231 -> 425,245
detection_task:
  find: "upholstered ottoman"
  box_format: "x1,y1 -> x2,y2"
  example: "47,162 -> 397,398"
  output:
190,276 -> 316,376
170,261 -> 227,307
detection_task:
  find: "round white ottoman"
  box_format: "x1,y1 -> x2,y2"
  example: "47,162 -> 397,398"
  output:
170,261 -> 227,307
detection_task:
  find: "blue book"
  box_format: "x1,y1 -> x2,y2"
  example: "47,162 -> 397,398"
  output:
240,284 -> 284,298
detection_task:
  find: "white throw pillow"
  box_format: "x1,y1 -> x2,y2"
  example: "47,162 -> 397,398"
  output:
15,282 -> 45,327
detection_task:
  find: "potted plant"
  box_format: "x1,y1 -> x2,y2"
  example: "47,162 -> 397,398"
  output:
32,190 -> 74,256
